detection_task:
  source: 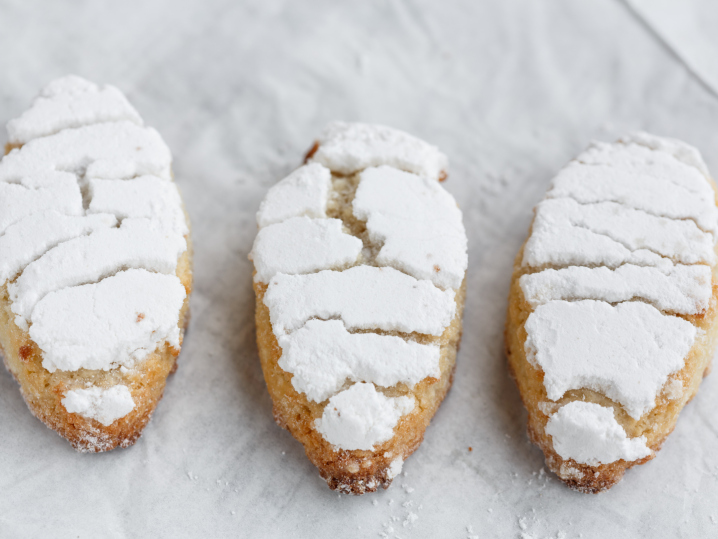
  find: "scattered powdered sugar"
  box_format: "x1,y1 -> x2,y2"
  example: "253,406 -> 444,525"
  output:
546,402 -> 652,466
0,121 -> 172,183
31,269 -> 186,372
311,122 -> 448,182
522,197 -> 715,269
61,384 -> 136,426
277,319 -> 440,402
9,217 -> 187,324
263,266 -> 456,338
0,171 -> 82,233
525,300 -> 695,419
520,263 -> 712,315
87,176 -> 188,237
255,162 -> 331,228
250,216 -> 362,283
6,75 -> 142,145
314,382 -> 414,451
353,166 -> 467,290
0,211 -> 116,286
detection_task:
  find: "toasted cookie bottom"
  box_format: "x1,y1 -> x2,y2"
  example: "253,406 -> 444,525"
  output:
255,278 -> 465,494
0,238 -> 193,453
505,243 -> 718,492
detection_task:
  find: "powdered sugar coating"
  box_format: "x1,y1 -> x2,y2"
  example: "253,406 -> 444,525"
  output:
9,218 -> 187,324
621,131 -> 710,178
0,211 -> 116,285
547,141 -> 718,238
0,171 -> 82,233
520,264 -> 712,315
522,197 -> 714,269
251,216 -> 362,283
353,166 -> 467,290
277,319 -> 440,402
31,269 -> 186,372
525,300 -> 695,419
62,384 -> 136,427
264,266 -> 456,338
311,122 -> 448,181
88,176 -> 188,236
314,382 -> 415,451
545,402 -> 652,466
6,75 -> 142,145
0,121 -> 172,183
256,163 -> 331,228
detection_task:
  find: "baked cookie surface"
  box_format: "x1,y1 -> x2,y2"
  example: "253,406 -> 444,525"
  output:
0,76 -> 193,452
505,133 -> 718,492
251,122 -> 467,493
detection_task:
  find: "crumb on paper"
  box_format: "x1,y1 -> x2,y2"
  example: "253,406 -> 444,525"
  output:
403,512 -> 418,527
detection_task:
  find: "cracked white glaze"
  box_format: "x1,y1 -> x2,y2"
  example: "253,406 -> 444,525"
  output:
546,401 -> 652,466
62,384 -> 136,427
277,319 -> 440,402
264,266 -> 456,338
251,216 -> 362,283
525,300 -> 695,419
353,165 -> 467,289
520,263 -> 712,315
311,122 -> 448,181
31,269 -> 186,372
6,75 -> 142,145
314,382 -> 415,451
256,162 -> 331,228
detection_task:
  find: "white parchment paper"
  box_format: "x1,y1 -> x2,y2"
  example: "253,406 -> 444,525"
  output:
2,1 -> 718,537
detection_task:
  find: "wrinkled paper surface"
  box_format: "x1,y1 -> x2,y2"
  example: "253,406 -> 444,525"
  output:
2,1 -> 718,537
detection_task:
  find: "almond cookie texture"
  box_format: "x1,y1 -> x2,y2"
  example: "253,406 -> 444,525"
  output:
251,123 -> 467,494
505,133 -> 718,492
0,76 -> 192,451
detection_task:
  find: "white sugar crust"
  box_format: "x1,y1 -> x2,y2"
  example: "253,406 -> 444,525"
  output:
88,176 -> 188,236
522,197 -> 715,269
0,211 -> 116,286
548,140 -> 718,237
524,300 -> 696,419
0,171 -> 82,234
545,401 -> 652,466
61,384 -> 136,427
256,163 -> 331,228
9,218 -> 187,324
31,269 -> 186,372
277,319 -> 441,403
251,216 -> 362,283
0,121 -> 172,183
310,122 -> 448,181
621,131 -> 710,178
314,382 -> 415,451
264,266 -> 456,338
520,264 -> 712,315
6,75 -> 142,145
353,166 -> 467,290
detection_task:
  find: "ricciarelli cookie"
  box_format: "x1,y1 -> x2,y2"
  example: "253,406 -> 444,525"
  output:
250,122 -> 467,494
0,76 -> 192,451
505,133 -> 718,492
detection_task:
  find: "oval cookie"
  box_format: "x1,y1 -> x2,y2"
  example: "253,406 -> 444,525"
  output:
251,122 -> 467,494
505,133 -> 718,492
0,76 -> 193,451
